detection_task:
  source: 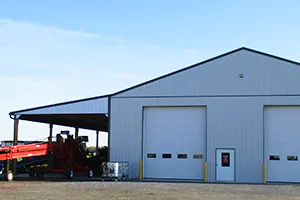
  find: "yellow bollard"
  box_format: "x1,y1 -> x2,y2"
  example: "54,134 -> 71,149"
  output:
204,161 -> 207,182
263,163 -> 266,184
139,160 -> 143,180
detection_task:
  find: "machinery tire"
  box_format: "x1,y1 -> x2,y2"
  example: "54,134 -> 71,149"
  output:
66,169 -> 74,179
36,171 -> 44,178
0,163 -> 4,175
6,171 -> 13,182
29,170 -> 36,178
88,170 -> 93,178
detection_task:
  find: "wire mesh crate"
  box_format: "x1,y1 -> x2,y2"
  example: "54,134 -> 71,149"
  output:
102,162 -> 129,181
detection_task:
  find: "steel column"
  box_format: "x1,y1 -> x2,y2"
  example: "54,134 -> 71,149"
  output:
75,128 -> 79,139
96,130 -> 99,153
49,124 -> 53,143
12,118 -> 19,175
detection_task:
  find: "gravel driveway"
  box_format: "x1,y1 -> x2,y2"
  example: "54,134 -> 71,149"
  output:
1,180 -> 300,200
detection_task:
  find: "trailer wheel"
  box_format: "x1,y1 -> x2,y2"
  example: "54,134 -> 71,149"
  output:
66,169 -> 74,179
6,171 -> 13,182
36,171 -> 44,178
29,170 -> 36,177
88,170 -> 93,178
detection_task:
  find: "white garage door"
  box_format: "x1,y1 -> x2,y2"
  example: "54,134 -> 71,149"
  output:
143,107 -> 206,179
264,106 -> 300,182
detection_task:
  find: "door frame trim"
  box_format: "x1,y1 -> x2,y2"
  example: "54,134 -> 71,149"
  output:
215,148 -> 236,182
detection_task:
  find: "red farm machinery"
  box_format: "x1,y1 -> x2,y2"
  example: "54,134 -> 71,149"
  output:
0,131 -> 94,181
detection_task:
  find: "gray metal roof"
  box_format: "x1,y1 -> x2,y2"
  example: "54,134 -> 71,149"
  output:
9,95 -> 110,131
9,46 -> 300,131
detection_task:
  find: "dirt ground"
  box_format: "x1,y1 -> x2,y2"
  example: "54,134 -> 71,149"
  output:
1,180 -> 300,200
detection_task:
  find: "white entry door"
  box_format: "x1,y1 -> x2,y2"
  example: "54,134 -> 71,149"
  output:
216,149 -> 235,181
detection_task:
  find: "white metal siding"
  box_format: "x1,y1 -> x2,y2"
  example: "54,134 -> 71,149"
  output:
110,49 -> 300,182
114,50 -> 300,97
14,97 -> 108,115
110,96 -> 300,182
264,106 -> 300,182
143,107 -> 206,179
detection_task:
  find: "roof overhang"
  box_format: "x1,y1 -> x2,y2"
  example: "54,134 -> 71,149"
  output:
16,114 -> 108,132
9,95 -> 110,132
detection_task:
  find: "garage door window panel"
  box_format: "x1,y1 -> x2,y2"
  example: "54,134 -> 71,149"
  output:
147,153 -> 156,158
287,156 -> 298,161
193,154 -> 203,159
162,154 -> 172,159
177,154 -> 187,159
269,155 -> 280,160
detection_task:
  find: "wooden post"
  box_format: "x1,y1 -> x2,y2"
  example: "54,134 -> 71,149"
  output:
96,130 -> 99,154
49,124 -> 53,143
75,128 -> 79,139
12,118 -> 19,175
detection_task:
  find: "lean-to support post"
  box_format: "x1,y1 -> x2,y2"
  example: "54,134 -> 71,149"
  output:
49,124 -> 53,143
75,128 -> 79,139
12,117 -> 19,175
96,130 -> 99,154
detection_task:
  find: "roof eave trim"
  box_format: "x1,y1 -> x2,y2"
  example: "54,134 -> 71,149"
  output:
9,94 -> 112,115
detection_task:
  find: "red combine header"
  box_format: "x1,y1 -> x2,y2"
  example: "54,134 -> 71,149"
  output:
0,132 -> 93,181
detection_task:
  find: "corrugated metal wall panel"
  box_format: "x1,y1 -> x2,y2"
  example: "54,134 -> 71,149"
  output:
14,97 -> 108,115
114,50 -> 300,98
110,96 -> 300,182
110,49 -> 300,182
110,97 -> 144,179
205,97 -> 265,183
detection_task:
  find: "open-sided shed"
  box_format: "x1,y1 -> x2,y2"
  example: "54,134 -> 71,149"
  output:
9,94 -> 110,151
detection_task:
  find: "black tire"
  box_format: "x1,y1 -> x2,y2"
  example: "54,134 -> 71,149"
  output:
0,163 -> 4,175
36,171 -> 44,178
88,170 -> 93,178
29,170 -> 36,177
66,169 -> 74,179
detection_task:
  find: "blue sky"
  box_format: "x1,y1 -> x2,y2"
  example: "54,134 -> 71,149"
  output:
2,0 -> 300,52
0,0 -> 300,145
